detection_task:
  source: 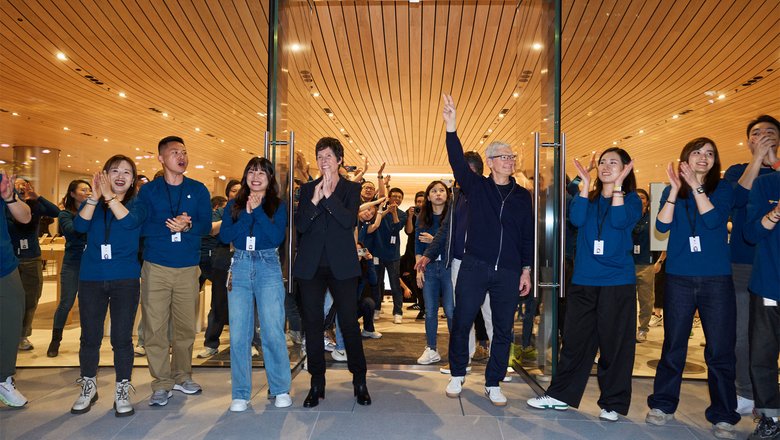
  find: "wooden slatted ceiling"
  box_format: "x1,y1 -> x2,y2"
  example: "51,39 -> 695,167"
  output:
0,0 -> 778,198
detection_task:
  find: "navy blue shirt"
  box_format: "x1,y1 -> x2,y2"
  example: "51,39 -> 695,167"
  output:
58,210 -> 87,263
74,198 -> 147,281
373,208 -> 407,261
0,175 -> 20,277
357,219 -> 376,253
137,177 -> 212,268
5,196 -> 59,259
745,172 -> 780,301
571,193 -> 642,286
632,210 -> 653,265
723,163 -> 775,264
415,214 -> 443,258
218,199 -> 287,251
656,180 -> 734,276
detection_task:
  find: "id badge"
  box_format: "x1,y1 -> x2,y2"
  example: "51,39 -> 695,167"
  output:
373,257 -> 379,265
171,232 -> 182,242
19,239 -> 29,250
100,244 -> 112,260
689,236 -> 701,253
593,240 -> 604,255
633,245 -> 640,255
390,236 -> 397,245
764,298 -> 778,307
246,236 -> 256,251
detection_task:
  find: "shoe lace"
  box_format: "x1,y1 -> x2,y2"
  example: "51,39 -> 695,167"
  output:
758,417 -> 779,435
76,378 -> 95,398
117,381 -> 135,401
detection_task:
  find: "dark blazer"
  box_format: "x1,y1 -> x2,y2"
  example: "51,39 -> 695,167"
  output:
293,176 -> 361,280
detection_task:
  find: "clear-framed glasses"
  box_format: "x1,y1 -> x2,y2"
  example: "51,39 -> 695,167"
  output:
488,154 -> 517,161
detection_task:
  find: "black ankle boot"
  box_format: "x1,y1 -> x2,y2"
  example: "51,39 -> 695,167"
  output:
47,328 -> 63,358
354,384 -> 371,406
303,386 -> 325,408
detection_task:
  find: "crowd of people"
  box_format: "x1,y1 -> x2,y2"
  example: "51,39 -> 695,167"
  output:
0,102 -> 778,440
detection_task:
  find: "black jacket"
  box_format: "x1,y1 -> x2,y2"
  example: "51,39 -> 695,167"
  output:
293,176 -> 361,280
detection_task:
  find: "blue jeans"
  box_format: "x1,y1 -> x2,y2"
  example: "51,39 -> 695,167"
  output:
422,260 -> 453,349
53,260 -> 81,329
648,274 -> 739,425
228,249 -> 291,399
79,279 -> 140,381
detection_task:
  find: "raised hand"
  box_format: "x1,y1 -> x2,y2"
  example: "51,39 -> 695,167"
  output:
322,172 -> 337,198
311,180 -> 325,205
98,171 -> 113,198
666,162 -> 681,191
246,193 -> 262,213
678,162 -> 701,189
614,160 -> 634,187
0,170 -> 14,201
377,162 -> 386,177
418,232 -> 434,244
382,174 -> 391,187
23,181 -> 39,200
91,172 -> 103,200
587,151 -> 598,172
573,158 -> 591,195
442,94 -> 457,132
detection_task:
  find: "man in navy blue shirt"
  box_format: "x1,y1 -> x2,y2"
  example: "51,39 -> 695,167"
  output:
138,136 -> 211,407
373,187 -> 409,323
5,178 -> 59,351
722,114 -> 780,415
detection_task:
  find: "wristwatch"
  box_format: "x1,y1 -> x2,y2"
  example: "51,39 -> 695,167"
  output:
695,186 -> 705,194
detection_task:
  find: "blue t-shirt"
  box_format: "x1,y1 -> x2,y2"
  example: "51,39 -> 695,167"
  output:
745,172 -> 780,301
137,176 -> 212,268
218,199 -> 287,251
415,213 -> 443,258
58,209 -> 87,264
357,219 -> 376,253
74,198 -> 147,281
0,175 -> 19,277
723,163 -> 775,264
656,180 -> 734,276
5,196 -> 59,259
570,192 -> 642,286
373,208 -> 407,261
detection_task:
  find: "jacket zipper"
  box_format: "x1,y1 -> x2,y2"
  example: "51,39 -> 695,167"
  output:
493,181 -> 515,271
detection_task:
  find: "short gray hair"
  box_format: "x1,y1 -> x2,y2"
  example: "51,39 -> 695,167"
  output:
485,141 -> 511,158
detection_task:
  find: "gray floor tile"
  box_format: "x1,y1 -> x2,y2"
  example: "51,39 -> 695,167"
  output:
311,412 -> 501,440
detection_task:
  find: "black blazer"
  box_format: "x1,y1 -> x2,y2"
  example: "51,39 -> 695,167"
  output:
293,176 -> 361,280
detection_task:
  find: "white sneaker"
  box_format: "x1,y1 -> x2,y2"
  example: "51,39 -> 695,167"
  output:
393,314 -> 403,324
649,314 -> 663,327
599,408 -> 619,422
134,345 -> 146,357
485,386 -> 507,406
373,310 -> 381,321
114,380 -> 135,417
0,376 -> 27,407
736,395 -> 754,415
71,376 -> 98,414
274,393 -> 292,408
252,346 -> 261,358
229,399 -> 249,412
197,347 -> 218,358
361,330 -> 383,339
331,349 -> 348,362
324,338 -> 336,352
445,376 -> 464,398
417,347 -> 441,365
527,395 -> 569,410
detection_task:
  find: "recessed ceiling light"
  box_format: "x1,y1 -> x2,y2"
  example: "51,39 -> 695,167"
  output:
135,147 -> 140,151
349,140 -> 353,144
672,114 -> 679,119
66,164 -> 70,168
56,52 -> 67,61
290,43 -> 302,52
195,165 -> 204,169
512,92 -> 519,98
30,156 -> 37,160
532,42 -> 543,51
612,141 -> 618,145
312,92 -> 320,97
0,143 -> 9,147
738,142 -> 744,146
118,92 -> 126,98
488,129 -> 493,133
135,156 -> 143,160
161,113 -> 168,118
638,130 -> 644,134
41,149 -> 50,154
708,99 -> 715,104
498,114 -> 504,119
220,139 -> 224,143
339,128 -> 345,132
103,138 -> 108,142
66,154 -> 71,157
0,160 -> 5,164
241,148 -> 246,151
95,160 -> 100,163
195,127 -> 200,132
718,94 -> 726,100
11,112 -> 19,116
63,127 -> 70,130
219,175 -> 226,180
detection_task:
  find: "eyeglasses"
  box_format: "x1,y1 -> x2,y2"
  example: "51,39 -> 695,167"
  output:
488,154 -> 517,161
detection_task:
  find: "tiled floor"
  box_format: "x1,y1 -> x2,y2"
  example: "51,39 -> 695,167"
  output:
0,366 -> 758,440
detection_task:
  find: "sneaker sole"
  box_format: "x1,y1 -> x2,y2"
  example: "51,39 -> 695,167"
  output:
489,399 -> 508,407
527,403 -> 568,411
600,415 -> 618,422
0,394 -> 27,408
114,402 -> 135,417
645,416 -> 674,426
445,390 -> 461,398
417,358 -> 441,365
173,384 -> 202,395
71,393 -> 98,414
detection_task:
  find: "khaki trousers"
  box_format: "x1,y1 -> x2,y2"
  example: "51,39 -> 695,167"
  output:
141,261 -> 199,391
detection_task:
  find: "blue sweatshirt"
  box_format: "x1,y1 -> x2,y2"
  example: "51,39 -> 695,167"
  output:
723,163 -> 775,265
744,172 -> 780,301
656,180 -> 734,276
137,177 -> 212,268
58,210 -> 87,263
421,185 -> 469,266
218,199 -> 287,251
0,175 -> 20,276
632,210 -> 653,265
373,208 -> 407,261
446,131 -> 533,273
5,196 -> 59,259
571,193 -> 642,286
415,214 -> 443,258
74,198 -> 147,281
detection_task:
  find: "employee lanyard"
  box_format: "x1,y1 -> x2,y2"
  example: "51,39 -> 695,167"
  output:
103,204 -> 115,244
163,181 -> 184,219
248,216 -> 255,237
684,199 -> 697,236
596,196 -> 610,240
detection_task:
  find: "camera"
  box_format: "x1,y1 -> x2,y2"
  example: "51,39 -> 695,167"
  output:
344,165 -> 358,172
357,248 -> 368,257
414,206 -> 420,214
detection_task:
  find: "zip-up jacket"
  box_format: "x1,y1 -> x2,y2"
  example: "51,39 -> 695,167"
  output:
445,131 -> 533,273
422,185 -> 467,268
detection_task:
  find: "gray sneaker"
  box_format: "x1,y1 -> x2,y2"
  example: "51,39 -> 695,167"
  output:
646,408 -> 675,425
114,380 -> 135,417
71,377 -> 98,414
149,389 -> 172,406
173,380 -> 202,395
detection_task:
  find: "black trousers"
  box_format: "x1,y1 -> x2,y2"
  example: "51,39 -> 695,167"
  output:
546,283 -> 636,415
299,266 -> 367,387
203,267 -> 230,349
749,293 -> 780,417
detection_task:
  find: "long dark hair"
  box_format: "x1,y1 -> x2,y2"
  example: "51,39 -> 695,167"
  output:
417,180 -> 450,229
232,157 -> 280,220
102,155 -> 137,205
677,137 -> 720,199
62,179 -> 91,213
589,147 -> 636,201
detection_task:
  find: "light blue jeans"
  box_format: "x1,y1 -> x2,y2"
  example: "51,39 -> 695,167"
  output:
228,249 -> 291,399
423,260 -> 453,349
